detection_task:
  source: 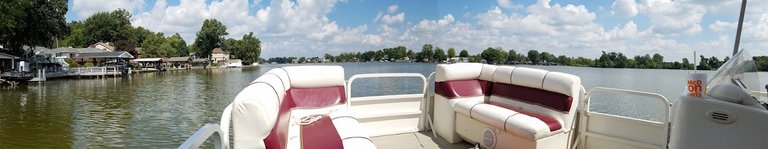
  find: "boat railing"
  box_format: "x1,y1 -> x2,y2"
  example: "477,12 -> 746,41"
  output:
345,73 -> 431,136
68,66 -> 120,76
750,91 -> 768,97
177,124 -> 226,149
576,87 -> 671,149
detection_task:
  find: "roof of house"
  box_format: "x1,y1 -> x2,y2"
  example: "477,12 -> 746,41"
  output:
212,48 -> 225,54
36,47 -> 109,55
131,58 -> 163,62
165,56 -> 191,62
89,42 -> 115,51
0,52 -> 19,59
74,51 -> 134,59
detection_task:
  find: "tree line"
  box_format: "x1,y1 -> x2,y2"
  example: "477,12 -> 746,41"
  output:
268,43 -> 741,71
0,3 -> 262,64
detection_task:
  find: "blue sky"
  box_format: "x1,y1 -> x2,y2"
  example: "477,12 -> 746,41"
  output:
65,0 -> 768,61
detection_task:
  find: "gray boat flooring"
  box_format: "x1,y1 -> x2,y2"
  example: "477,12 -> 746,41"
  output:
370,131 -> 474,149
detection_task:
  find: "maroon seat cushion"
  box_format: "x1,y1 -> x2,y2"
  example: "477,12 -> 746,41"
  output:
285,86 -> 346,108
491,83 -> 573,112
300,115 -> 344,149
265,86 -> 347,149
487,101 -> 562,131
435,80 -> 490,99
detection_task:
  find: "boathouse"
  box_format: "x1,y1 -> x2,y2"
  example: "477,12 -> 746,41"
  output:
131,58 -> 164,71
0,52 -> 19,72
72,51 -> 134,66
164,56 -> 192,69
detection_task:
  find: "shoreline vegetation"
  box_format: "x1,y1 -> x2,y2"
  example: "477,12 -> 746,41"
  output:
3,5 -> 768,72
267,45 -> 768,71
2,8 -> 261,67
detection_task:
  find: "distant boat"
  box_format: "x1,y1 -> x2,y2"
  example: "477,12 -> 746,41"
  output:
223,59 -> 243,68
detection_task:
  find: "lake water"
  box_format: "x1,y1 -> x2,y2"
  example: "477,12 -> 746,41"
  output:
0,63 -> 764,148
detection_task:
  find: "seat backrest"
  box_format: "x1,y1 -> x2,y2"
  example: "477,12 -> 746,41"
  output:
231,65 -> 347,149
489,66 -> 582,130
283,66 -> 347,108
434,63 -> 496,98
231,68 -> 290,149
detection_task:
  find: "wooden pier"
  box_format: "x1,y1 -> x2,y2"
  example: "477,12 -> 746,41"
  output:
68,66 -> 121,77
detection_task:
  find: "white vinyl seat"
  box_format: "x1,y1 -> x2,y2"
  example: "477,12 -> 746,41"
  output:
434,63 -> 582,149
229,66 -> 375,149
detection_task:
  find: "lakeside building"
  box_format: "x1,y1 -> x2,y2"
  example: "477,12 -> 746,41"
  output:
89,42 -> 116,52
191,58 -> 208,68
0,52 -> 20,72
210,48 -> 229,63
164,56 -> 193,69
131,58 -> 164,71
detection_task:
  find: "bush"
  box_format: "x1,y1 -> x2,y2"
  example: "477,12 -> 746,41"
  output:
65,59 -> 78,67
84,62 -> 94,67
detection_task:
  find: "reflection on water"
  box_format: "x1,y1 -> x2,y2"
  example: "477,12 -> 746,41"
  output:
1,63 -> 766,148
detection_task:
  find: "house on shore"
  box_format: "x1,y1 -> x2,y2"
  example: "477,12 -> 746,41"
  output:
210,48 -> 229,63
89,42 -> 116,52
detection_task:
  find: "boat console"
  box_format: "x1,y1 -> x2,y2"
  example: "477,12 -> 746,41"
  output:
669,50 -> 768,149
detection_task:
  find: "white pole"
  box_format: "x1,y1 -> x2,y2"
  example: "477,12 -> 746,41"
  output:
694,51 -> 697,73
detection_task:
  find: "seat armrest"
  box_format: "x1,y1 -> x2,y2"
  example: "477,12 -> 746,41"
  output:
178,124 -> 229,149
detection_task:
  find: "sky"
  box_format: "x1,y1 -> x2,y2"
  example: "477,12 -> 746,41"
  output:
64,0 -> 768,61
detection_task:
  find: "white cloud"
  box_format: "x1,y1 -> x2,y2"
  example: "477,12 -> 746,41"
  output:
72,0 -> 145,18
709,20 -> 737,32
66,0 -> 768,60
497,0 -> 522,9
612,0 -> 638,17
380,12 -> 405,24
387,5 -> 398,13
639,0 -> 705,35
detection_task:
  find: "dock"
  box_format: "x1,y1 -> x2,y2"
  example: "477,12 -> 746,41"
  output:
68,66 -> 122,77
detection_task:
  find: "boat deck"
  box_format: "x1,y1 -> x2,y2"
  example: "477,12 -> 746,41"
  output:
371,131 -> 473,149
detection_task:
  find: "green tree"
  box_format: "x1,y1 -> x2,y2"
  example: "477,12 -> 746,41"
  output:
298,57 -> 307,63
129,27 -> 153,48
434,47 -> 446,62
481,47 -> 506,64
698,55 -> 711,70
406,50 -> 415,59
237,32 -> 262,64
459,49 -> 469,57
141,32 -> 168,58
420,44 -> 434,62
557,55 -> 571,65
324,53 -> 334,62
447,48 -> 456,58
0,0 -> 69,56
652,53 -> 664,69
194,19 -> 228,58
528,50 -> 540,64
506,49 -> 518,63
60,21 -> 86,48
83,9 -> 132,46
540,52 -> 556,64
682,58 -> 692,70
167,33 -> 188,56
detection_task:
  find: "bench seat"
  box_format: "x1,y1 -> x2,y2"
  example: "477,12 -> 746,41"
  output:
230,66 -> 376,149
455,100 -> 563,140
433,63 -> 582,149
